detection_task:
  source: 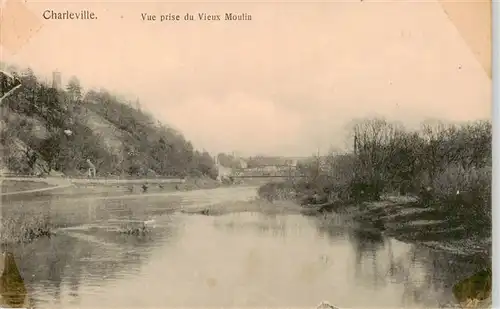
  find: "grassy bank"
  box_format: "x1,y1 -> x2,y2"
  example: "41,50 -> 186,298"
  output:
332,196 -> 490,258
257,118 -> 491,260
0,211 -> 53,245
1,180 -> 58,245
0,176 -> 228,245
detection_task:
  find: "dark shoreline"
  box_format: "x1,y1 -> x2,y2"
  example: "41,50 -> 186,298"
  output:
297,195 -> 491,264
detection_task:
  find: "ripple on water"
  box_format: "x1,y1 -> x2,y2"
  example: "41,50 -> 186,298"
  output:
2,198 -> 483,309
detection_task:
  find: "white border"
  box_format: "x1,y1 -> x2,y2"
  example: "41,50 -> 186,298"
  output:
493,0 -> 499,307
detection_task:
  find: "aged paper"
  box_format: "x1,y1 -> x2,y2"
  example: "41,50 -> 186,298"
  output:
0,0 -> 492,308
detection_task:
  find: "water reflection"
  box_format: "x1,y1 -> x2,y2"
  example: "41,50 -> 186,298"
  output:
213,212 -> 291,238
1,189 -> 184,309
17,218 -> 181,309
0,188 -> 490,308
315,214 -> 488,308
349,228 -> 386,289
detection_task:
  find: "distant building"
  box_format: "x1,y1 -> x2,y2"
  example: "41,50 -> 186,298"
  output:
52,71 -> 62,89
214,156 -> 233,181
262,165 -> 279,173
239,159 -> 248,169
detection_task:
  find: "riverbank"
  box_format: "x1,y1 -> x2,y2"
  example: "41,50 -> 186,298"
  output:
66,176 -> 247,197
183,194 -> 491,307
0,181 -> 256,245
306,195 -> 491,262
256,178 -> 491,260
0,175 -> 238,198
0,182 -> 490,308
177,193 -> 491,260
3,176 -> 491,262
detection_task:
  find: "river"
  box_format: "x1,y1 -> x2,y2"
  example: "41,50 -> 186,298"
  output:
0,186 -> 483,308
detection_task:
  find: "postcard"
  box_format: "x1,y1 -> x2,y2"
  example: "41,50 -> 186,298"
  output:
0,0 -> 492,308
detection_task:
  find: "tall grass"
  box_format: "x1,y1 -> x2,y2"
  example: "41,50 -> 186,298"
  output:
0,211 -> 53,245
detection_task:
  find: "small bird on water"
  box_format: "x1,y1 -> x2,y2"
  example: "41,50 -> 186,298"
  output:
143,218 -> 156,228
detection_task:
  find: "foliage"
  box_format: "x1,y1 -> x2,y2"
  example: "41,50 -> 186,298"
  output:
0,66 -> 217,178
339,118 -> 491,212
259,117 -> 491,230
216,153 -> 244,169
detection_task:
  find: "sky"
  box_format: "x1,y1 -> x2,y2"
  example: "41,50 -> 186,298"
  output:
1,0 -> 491,157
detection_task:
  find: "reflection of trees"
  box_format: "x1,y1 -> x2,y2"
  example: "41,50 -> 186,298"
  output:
213,213 -> 290,238
313,212 -> 490,308
381,242 -> 489,307
348,228 -> 386,288
13,224 -> 179,307
314,215 -> 350,243
313,214 -> 390,288
2,193 -> 182,308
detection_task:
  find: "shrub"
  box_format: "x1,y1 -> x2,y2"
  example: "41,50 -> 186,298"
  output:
258,118 -> 492,225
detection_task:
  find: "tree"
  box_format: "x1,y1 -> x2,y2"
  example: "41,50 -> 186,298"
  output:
349,118 -> 400,200
196,151 -> 217,179
66,76 -> 82,102
20,68 -> 37,112
149,137 -> 172,175
38,132 -> 62,172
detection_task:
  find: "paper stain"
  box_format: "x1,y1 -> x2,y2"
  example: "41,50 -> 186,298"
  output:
0,0 -> 43,54
206,277 -> 217,288
0,250 -> 30,308
437,0 -> 491,78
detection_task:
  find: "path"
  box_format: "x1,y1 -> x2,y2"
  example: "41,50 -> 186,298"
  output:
0,176 -> 186,197
69,177 -> 185,185
0,176 -> 74,197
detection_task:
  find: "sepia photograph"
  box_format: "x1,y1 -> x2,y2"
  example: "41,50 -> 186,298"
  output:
0,0 -> 493,308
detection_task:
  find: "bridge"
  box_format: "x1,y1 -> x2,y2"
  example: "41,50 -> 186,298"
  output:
215,163 -> 307,179
230,175 -> 307,178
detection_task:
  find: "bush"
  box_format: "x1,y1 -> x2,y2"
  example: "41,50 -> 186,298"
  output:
257,181 -> 297,202
259,118 -> 492,225
431,165 -> 491,229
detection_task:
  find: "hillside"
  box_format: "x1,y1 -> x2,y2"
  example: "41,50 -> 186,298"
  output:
0,65 -> 217,179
